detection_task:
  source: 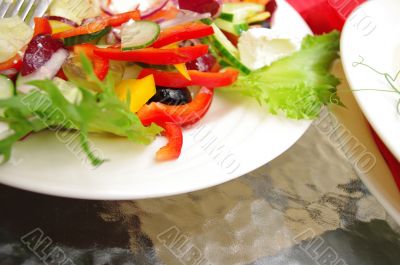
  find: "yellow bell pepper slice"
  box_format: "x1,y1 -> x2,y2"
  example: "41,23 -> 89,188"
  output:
174,63 -> 192,81
115,75 -> 156,113
162,43 -> 192,80
49,20 -> 75,34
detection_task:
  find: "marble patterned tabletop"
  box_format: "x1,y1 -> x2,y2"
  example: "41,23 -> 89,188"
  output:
1,59 -> 400,265
1,119 -> 400,265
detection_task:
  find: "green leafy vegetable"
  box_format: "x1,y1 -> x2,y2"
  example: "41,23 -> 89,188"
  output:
0,55 -> 162,166
223,31 -> 342,119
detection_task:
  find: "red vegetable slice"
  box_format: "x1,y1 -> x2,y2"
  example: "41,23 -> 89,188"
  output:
0,54 -> 22,72
33,17 -> 52,36
93,45 -> 209,65
146,6 -> 180,22
152,22 -> 214,48
178,0 -> 222,17
138,68 -> 239,88
21,34 -> 66,76
52,11 -> 140,39
156,122 -> 183,161
74,44 -> 109,80
44,16 -> 79,27
138,87 -> 214,127
265,0 -> 277,15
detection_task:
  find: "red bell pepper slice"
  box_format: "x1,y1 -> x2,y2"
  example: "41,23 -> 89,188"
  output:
156,122 -> 183,161
104,11 -> 141,27
56,68 -> 68,80
222,30 -> 239,47
146,6 -> 180,22
33,17 -> 52,36
74,44 -> 109,80
93,45 -> 209,65
138,68 -> 239,88
0,54 -> 22,71
152,22 -> 214,48
138,87 -> 214,127
52,11 -> 140,39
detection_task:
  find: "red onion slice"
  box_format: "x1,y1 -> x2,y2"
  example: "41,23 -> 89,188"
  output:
141,0 -> 170,18
102,0 -> 168,17
17,49 -> 69,94
44,16 -> 79,27
159,10 -> 211,29
81,17 -> 98,26
21,35 -> 65,76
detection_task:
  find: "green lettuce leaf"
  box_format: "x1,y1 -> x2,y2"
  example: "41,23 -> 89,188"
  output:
0,55 -> 162,166
223,31 -> 342,119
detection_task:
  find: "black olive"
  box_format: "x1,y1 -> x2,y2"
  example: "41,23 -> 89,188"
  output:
148,87 -> 192,105
259,20 -> 271,29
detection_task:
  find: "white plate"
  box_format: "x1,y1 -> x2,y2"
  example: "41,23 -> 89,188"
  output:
0,0 -> 312,200
341,0 -> 400,160
341,0 -> 400,221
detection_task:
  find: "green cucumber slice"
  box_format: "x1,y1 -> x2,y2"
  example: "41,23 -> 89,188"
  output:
63,27 -> 111,47
214,18 -> 249,36
121,21 -> 160,51
0,75 -> 14,99
200,18 -> 213,25
210,24 -> 251,74
219,13 -> 234,22
220,2 -> 265,23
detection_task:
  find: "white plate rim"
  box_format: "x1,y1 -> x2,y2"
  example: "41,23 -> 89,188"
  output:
341,0 -> 400,222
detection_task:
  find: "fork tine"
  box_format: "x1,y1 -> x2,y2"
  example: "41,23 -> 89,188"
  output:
20,0 -> 35,21
27,0 -> 51,26
10,0 -> 24,17
0,1 -> 12,18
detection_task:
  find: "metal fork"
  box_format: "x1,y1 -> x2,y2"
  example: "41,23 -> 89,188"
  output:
0,0 -> 52,27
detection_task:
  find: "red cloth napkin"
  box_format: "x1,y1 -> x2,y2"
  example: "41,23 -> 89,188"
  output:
371,129 -> 400,190
285,0 -> 400,189
286,0 -> 365,34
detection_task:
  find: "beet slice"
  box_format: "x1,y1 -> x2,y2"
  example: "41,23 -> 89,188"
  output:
178,0 -> 222,17
21,34 -> 65,76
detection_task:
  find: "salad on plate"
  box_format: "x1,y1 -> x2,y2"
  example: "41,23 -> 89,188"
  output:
0,0 -> 341,166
